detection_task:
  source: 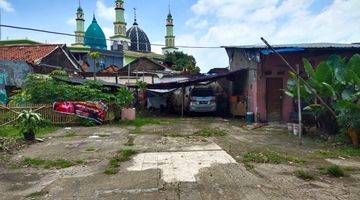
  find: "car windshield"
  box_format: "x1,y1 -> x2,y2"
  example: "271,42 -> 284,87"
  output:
191,89 -> 214,97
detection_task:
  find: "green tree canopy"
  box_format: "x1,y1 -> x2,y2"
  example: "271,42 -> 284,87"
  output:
164,51 -> 201,74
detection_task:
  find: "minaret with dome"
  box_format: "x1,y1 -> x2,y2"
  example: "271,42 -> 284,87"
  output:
162,5 -> 178,54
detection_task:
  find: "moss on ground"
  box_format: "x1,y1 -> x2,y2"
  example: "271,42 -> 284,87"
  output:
104,148 -> 138,175
22,157 -> 76,169
311,147 -> 360,158
194,129 -> 227,137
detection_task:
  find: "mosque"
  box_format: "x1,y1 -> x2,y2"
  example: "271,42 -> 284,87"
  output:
70,0 -> 178,69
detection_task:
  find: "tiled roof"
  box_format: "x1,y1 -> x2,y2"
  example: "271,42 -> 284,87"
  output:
99,65 -> 120,73
0,44 -> 61,65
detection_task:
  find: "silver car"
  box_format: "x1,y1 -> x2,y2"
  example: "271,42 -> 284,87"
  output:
189,88 -> 216,113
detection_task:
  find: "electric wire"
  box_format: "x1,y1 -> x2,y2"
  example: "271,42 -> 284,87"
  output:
0,24 -> 222,49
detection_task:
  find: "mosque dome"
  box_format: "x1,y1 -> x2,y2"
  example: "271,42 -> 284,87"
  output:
84,15 -> 107,50
126,21 -> 151,52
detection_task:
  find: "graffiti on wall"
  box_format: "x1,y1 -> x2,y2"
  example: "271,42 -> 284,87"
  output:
0,67 -> 8,105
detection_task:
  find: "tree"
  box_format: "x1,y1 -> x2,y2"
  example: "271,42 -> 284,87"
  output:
164,51 -> 201,74
89,51 -> 101,81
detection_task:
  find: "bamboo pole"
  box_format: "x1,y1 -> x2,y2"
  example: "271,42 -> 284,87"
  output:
296,64 -> 303,145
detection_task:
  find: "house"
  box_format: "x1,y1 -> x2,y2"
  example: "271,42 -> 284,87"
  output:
0,44 -> 82,104
223,43 -> 360,122
0,44 -> 82,74
81,57 -> 177,85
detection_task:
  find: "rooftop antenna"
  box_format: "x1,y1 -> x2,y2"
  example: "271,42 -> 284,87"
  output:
79,0 -> 81,7
168,0 -> 171,13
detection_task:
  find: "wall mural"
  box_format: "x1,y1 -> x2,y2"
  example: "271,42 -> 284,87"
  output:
0,67 -> 8,105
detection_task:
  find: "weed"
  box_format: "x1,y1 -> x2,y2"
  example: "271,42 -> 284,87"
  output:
244,162 -> 255,171
312,147 -> 360,158
194,129 -> 227,137
243,151 -> 307,164
26,190 -> 49,198
104,148 -> 137,175
98,134 -> 110,138
75,160 -> 86,165
325,165 -> 345,177
125,136 -> 134,146
23,157 -> 74,169
85,147 -> 97,152
64,132 -> 76,137
294,170 -> 315,181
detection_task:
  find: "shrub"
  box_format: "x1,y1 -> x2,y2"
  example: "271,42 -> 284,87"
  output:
16,110 -> 43,141
294,170 -> 315,181
326,165 -> 345,177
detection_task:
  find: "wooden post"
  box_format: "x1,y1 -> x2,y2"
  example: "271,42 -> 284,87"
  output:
181,86 -> 185,118
296,64 -> 303,145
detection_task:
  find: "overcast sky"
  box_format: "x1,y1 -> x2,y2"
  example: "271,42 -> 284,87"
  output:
1,0 -> 359,72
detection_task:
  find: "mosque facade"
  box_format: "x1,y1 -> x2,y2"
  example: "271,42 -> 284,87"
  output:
70,0 -> 178,68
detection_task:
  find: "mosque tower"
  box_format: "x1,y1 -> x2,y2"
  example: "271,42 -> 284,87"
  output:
162,5 -> 178,54
110,0 -> 131,50
73,0 -> 85,46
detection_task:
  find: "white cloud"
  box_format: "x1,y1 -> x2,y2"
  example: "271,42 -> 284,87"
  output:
0,0 -> 14,12
66,18 -> 76,26
185,0 -> 360,72
185,18 -> 209,29
96,0 -> 115,22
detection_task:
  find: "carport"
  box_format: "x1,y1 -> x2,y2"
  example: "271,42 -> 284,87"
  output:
145,69 -> 247,117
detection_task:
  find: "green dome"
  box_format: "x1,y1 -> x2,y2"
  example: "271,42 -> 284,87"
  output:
84,15 -> 107,50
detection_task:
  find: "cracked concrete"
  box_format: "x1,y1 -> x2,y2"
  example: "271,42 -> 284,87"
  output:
1,117 -> 360,199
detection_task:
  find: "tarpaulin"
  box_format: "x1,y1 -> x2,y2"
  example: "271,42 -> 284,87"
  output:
260,48 -> 305,55
53,101 -> 108,124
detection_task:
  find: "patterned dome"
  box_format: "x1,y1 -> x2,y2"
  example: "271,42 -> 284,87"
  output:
126,21 -> 151,52
84,15 -> 107,50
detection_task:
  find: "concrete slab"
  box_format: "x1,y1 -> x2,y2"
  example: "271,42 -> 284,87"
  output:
127,143 -> 236,183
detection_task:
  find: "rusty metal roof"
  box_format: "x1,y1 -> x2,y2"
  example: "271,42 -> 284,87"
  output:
222,43 -> 360,49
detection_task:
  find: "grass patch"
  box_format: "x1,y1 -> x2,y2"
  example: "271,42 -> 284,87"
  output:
64,131 -> 76,138
244,162 -> 255,171
194,129 -> 227,137
104,148 -> 137,175
75,160 -> 86,165
243,151 -> 307,164
323,165 -> 345,177
85,147 -> 97,152
26,190 -> 49,198
312,147 -> 360,158
0,125 -> 58,138
119,116 -> 182,128
22,157 -> 75,169
294,170 -> 315,181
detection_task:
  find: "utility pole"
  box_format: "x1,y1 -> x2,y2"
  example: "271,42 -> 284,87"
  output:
0,9 -> 2,40
296,64 -> 303,145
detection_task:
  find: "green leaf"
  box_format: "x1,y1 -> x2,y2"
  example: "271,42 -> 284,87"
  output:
321,82 -> 336,98
303,58 -> 315,78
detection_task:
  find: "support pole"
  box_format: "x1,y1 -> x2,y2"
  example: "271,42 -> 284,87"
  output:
181,86 -> 185,118
127,63 -> 131,87
296,64 -> 303,145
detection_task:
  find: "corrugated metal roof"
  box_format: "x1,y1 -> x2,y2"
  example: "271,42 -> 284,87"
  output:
222,43 -> 360,49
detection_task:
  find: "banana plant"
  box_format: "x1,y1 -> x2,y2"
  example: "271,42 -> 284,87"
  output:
285,54 -> 360,135
17,110 -> 43,141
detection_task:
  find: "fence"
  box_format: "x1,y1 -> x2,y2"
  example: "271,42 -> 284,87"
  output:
1,103 -> 79,126
0,102 -> 117,126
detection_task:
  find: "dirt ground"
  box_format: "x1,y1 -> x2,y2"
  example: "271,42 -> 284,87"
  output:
1,117 -> 360,200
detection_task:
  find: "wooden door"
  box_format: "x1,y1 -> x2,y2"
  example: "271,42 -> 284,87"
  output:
266,78 -> 283,121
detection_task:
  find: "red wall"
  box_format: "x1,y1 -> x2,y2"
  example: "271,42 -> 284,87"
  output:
253,51 -> 359,122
